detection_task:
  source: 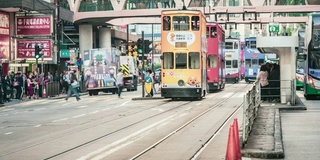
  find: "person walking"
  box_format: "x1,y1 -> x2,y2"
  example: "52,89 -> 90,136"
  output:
115,69 -> 124,98
65,70 -> 81,101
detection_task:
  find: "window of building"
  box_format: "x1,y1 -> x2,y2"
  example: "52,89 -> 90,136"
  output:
208,55 -> 217,68
163,52 -> 174,69
191,16 -> 200,31
189,52 -> 200,69
175,52 -> 187,69
163,16 -> 171,31
173,16 -> 189,31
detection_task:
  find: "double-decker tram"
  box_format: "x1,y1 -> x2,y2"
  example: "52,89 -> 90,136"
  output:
206,22 -> 225,92
225,38 -> 241,83
240,42 -> 245,80
304,13 -> 320,99
244,37 -> 265,83
160,9 -> 207,100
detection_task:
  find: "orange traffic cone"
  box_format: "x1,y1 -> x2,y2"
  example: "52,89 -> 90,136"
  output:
233,118 -> 242,160
43,87 -> 47,98
226,125 -> 237,160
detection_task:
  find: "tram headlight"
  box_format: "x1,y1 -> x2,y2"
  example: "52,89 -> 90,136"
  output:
308,75 -> 315,87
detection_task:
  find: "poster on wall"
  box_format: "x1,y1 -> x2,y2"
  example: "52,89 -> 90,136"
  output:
0,11 -> 10,60
16,40 -> 52,59
16,16 -> 52,35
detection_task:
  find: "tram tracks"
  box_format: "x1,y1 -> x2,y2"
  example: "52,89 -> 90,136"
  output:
1,83 -> 250,160
129,83 -> 250,160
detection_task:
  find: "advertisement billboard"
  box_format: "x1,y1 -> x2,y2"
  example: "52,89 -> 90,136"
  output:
0,11 -> 10,60
16,40 -> 52,59
16,16 -> 52,35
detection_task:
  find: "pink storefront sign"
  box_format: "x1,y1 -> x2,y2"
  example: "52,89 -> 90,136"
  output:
17,40 -> 52,59
0,11 -> 10,59
16,16 -> 52,35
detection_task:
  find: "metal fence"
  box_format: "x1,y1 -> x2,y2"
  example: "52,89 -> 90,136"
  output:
46,81 -> 87,97
260,79 -> 295,105
242,81 -> 261,145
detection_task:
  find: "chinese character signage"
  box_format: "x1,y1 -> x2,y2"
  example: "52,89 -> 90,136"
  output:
16,16 -> 52,35
17,40 -> 52,59
0,11 -> 10,59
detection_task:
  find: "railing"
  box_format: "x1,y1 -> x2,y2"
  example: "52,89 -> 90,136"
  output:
46,82 -> 61,97
260,80 -> 295,105
242,81 -> 261,145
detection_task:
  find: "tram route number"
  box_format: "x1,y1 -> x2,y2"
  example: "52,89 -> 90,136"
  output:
175,42 -> 187,48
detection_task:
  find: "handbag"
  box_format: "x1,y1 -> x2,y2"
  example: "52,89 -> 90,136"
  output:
71,81 -> 80,88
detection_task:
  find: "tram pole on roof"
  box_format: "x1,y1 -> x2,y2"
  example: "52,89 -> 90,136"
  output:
182,0 -> 187,10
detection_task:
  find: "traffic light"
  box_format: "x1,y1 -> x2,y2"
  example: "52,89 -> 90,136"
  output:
35,43 -> 43,59
137,38 -> 143,54
144,40 -> 152,54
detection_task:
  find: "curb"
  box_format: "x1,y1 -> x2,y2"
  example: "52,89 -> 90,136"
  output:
241,108 -> 284,159
132,97 -> 165,100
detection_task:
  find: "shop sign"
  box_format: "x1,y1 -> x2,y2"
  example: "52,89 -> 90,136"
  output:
16,16 -> 52,35
0,11 -> 10,59
16,40 -> 52,59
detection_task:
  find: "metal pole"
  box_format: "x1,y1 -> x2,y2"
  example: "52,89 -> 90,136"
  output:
36,58 -> 39,98
151,24 -> 154,72
141,31 -> 145,98
126,24 -> 129,53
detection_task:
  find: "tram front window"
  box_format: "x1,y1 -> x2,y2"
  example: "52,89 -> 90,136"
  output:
176,53 -> 187,69
173,16 -> 189,31
163,52 -> 174,69
232,60 -> 238,68
189,52 -> 200,69
226,60 -> 232,68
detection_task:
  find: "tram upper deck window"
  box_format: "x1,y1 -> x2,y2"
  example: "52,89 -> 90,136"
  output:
234,42 -> 239,49
206,27 -> 210,38
225,42 -> 233,49
163,16 -> 171,31
163,52 -> 174,69
207,55 -> 217,68
191,16 -> 200,31
176,53 -> 187,69
211,26 -> 217,38
173,16 -> 189,31
245,40 -> 257,48
189,52 -> 200,69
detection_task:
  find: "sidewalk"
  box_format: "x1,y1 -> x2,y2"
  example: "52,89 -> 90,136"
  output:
241,95 -> 307,159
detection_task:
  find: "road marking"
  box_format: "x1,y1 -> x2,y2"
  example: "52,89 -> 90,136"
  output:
73,114 -> 85,118
90,110 -> 100,114
52,118 -> 68,123
62,102 -> 71,106
76,105 -> 88,109
151,108 -> 164,112
34,124 -> 42,127
101,108 -> 110,111
221,93 -> 233,98
35,108 -> 46,111
2,108 -> 14,112
196,102 -> 202,106
119,100 -> 131,107
4,132 -> 13,135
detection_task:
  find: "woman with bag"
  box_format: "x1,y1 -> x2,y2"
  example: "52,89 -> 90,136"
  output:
65,70 -> 81,101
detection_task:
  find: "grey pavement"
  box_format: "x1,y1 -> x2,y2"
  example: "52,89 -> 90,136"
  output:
241,93 -> 320,160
